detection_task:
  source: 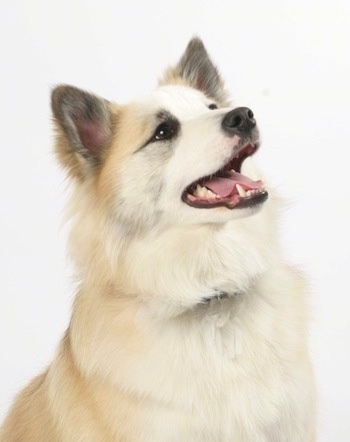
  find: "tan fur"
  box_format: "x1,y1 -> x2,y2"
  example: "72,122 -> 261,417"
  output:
98,103 -> 152,199
1,39 -> 315,441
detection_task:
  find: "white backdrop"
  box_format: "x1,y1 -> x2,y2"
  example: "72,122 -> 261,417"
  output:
1,1 -> 349,440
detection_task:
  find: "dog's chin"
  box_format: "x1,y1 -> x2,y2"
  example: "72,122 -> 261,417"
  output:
156,197 -> 265,231
178,198 -> 267,226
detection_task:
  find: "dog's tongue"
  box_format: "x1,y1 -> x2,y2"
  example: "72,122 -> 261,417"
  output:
202,171 -> 263,197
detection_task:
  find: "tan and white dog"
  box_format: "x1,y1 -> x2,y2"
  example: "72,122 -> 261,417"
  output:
1,38 -> 315,441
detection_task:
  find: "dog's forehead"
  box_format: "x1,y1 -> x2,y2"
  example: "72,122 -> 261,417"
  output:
135,85 -> 210,120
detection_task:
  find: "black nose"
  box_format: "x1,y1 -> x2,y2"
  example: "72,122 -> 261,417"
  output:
222,107 -> 256,135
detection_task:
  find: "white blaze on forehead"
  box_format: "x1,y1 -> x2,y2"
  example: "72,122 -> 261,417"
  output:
137,85 -> 212,120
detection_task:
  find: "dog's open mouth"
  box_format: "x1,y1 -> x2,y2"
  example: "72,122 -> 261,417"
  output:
182,144 -> 268,209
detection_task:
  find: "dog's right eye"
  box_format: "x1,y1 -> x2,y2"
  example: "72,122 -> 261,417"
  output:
152,121 -> 178,142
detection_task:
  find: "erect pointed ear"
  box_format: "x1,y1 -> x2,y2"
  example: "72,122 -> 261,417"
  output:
51,85 -> 114,180
160,37 -> 229,105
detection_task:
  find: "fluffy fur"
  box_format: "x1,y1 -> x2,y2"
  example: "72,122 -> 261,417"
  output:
1,38 -> 315,441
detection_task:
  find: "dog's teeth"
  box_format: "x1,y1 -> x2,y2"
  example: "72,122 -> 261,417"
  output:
193,184 -> 223,199
199,186 -> 208,198
236,184 -> 247,197
245,188 -> 265,198
202,187 -> 211,198
206,189 -> 216,199
194,185 -> 218,199
194,184 -> 205,197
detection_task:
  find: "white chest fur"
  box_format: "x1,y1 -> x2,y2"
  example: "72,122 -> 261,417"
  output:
75,263 -> 314,442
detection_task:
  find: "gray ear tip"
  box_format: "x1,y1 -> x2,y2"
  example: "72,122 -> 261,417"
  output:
51,84 -> 70,99
51,84 -> 79,103
187,36 -> 206,51
51,84 -> 76,115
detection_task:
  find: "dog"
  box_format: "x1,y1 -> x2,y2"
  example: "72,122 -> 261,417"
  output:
1,38 -> 315,441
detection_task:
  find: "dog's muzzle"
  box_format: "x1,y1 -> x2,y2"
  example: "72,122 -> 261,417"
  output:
182,106 -> 267,210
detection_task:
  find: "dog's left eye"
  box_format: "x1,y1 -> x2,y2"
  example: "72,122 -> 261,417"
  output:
208,103 -> 218,110
153,121 -> 178,142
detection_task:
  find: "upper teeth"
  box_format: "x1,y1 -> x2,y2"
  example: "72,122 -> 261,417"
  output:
193,184 -> 218,199
194,184 -> 206,198
206,189 -> 217,198
236,184 -> 246,197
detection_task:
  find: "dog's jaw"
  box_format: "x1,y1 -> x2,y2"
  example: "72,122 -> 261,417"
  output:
182,142 -> 268,210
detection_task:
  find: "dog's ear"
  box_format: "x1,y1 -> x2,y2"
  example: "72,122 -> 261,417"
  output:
51,85 -> 114,180
160,37 -> 228,105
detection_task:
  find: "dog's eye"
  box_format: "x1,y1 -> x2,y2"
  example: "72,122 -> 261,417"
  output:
208,103 -> 218,110
153,121 -> 178,142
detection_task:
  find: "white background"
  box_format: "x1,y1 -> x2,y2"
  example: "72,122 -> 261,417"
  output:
0,1 -> 349,440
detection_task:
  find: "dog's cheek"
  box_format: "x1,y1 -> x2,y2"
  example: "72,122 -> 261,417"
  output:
112,154 -> 170,229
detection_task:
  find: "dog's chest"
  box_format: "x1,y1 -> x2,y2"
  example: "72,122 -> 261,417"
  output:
132,302 -> 289,441
133,320 -> 299,442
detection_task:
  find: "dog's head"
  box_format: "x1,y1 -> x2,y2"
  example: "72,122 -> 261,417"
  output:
52,38 -> 268,232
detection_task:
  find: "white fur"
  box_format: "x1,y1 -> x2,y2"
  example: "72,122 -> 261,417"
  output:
67,85 -> 316,440
1,82 -> 315,441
